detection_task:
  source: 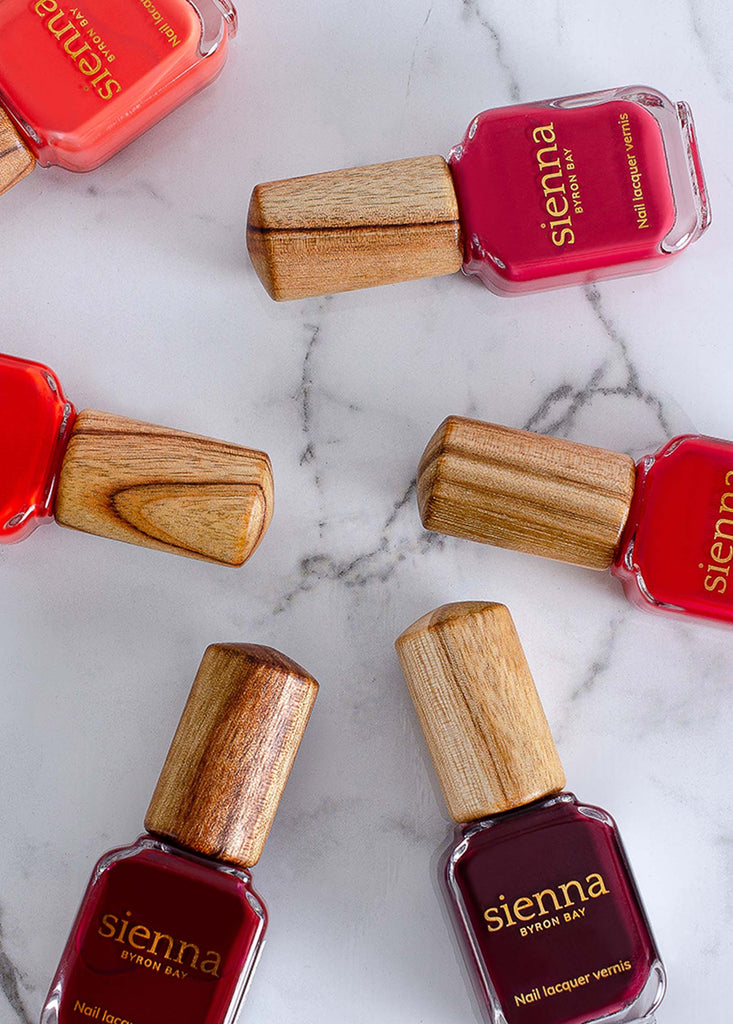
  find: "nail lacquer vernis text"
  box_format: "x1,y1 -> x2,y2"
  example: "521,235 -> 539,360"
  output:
0,0 -> 237,195
41,644 -> 319,1024
0,352 -> 273,565
247,86 -> 709,300
395,602 -> 665,1024
418,416 -> 733,625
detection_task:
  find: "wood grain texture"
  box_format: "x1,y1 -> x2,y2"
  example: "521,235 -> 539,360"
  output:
146,644 -> 318,869
396,602 -> 565,823
0,108 -> 35,196
247,155 -> 463,300
418,416 -> 636,571
55,410 -> 273,566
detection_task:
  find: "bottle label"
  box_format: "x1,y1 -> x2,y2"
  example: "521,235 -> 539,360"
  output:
448,801 -> 660,1024
46,844 -> 264,1024
613,436 -> 733,622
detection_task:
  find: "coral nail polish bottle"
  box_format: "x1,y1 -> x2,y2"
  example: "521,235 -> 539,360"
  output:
0,352 -> 273,565
41,643 -> 319,1024
0,0 -> 237,195
395,601 -> 665,1024
418,416 -> 733,625
247,86 -> 709,301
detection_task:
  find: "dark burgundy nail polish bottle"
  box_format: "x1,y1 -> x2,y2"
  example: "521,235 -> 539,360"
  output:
396,602 -> 665,1024
41,643 -> 318,1024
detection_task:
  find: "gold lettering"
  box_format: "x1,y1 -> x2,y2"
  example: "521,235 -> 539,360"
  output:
559,879 -> 588,906
533,888 -> 562,916
585,873 -> 610,898
512,896 -> 536,922
128,924 -> 151,950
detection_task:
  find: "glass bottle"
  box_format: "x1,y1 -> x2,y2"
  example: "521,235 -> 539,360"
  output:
0,0 -> 237,193
0,352 -> 273,565
246,86 -> 709,301
418,416 -> 733,625
395,601 -> 665,1024
41,643 -> 319,1024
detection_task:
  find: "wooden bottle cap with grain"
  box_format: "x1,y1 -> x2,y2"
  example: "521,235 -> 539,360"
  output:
395,601 -> 565,822
0,109 -> 35,196
145,643 -> 319,868
56,409 -> 273,567
417,416 -> 636,570
247,156 -> 463,300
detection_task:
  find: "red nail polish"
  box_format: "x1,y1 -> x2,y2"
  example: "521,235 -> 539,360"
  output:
0,0 -> 237,194
418,417 -> 733,626
41,644 -> 319,1024
0,352 -> 273,565
247,86 -> 709,301
396,602 -> 664,1024
449,87 -> 708,295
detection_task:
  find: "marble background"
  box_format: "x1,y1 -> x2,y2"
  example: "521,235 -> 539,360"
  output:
2,0 -> 733,1021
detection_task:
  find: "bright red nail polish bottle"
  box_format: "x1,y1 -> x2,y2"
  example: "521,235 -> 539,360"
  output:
0,352 -> 273,565
41,643 -> 319,1024
396,602 -> 665,1024
0,0 -> 237,195
247,86 -> 709,301
418,417 -> 733,626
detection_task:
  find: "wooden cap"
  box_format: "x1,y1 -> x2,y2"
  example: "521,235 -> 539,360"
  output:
247,156 -> 463,300
0,108 -> 35,196
395,602 -> 565,822
55,409 -> 273,566
418,416 -> 636,571
146,644 -> 318,868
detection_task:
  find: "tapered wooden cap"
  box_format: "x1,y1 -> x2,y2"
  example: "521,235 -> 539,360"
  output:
418,417 -> 636,571
395,602 -> 565,822
55,409 -> 273,566
247,156 -> 463,300
0,108 -> 35,196
146,644 -> 319,868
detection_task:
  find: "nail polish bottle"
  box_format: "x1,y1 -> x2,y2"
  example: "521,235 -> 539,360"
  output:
0,0 -> 237,195
247,86 -> 709,301
418,416 -> 733,625
395,601 -> 665,1024
41,643 -> 319,1024
0,352 -> 272,565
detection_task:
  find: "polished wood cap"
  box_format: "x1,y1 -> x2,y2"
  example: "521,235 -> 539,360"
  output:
146,644 -> 319,868
396,602 -> 565,823
418,416 -> 636,571
0,108 -> 35,196
247,156 -> 463,300
55,410 -> 273,566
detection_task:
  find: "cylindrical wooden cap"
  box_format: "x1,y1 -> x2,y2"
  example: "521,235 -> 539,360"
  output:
395,602 -> 565,823
145,644 -> 319,869
418,416 -> 636,571
247,156 -> 463,300
55,410 -> 273,566
0,108 -> 35,196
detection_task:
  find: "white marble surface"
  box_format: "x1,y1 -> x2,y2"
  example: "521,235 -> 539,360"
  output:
2,1 -> 733,1021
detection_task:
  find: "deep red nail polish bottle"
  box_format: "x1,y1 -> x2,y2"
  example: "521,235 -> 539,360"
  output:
0,352 -> 273,565
247,86 -> 709,301
418,416 -> 733,626
396,602 -> 665,1024
0,0 -> 237,195
41,643 -> 319,1024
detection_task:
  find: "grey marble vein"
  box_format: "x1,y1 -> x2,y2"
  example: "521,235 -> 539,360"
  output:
524,285 -> 671,438
272,479 -> 444,614
459,0 -> 521,101
0,911 -> 31,1024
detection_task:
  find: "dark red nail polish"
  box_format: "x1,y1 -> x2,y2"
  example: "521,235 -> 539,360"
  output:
42,643 -> 319,1024
396,602 -> 664,1024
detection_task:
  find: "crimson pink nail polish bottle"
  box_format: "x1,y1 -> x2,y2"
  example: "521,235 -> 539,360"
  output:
247,86 -> 709,301
396,602 -> 665,1024
0,0 -> 237,195
0,352 -> 273,565
418,417 -> 733,626
41,643 -> 319,1024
